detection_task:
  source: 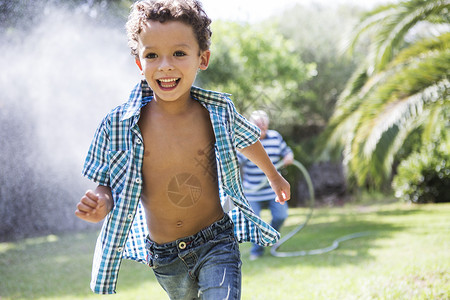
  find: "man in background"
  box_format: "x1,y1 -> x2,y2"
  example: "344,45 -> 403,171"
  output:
238,110 -> 294,260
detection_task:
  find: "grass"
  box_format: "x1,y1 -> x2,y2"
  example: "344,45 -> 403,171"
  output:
1,201 -> 449,300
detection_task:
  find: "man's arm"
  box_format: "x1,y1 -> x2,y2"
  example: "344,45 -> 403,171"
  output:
75,185 -> 114,223
238,141 -> 290,204
283,152 -> 294,166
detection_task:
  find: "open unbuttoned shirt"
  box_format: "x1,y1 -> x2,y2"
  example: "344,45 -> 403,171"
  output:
82,80 -> 280,294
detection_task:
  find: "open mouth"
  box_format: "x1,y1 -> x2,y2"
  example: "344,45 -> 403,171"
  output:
157,78 -> 180,89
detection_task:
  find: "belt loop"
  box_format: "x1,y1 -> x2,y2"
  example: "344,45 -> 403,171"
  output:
148,239 -> 156,253
202,227 -> 213,241
223,213 -> 229,222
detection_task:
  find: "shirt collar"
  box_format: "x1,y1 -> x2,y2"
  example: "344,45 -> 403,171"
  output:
121,80 -> 231,121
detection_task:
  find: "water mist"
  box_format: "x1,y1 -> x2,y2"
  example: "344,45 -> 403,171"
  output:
0,3 -> 140,241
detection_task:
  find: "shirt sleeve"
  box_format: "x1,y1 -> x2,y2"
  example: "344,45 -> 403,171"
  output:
82,117 -> 111,186
228,101 -> 260,149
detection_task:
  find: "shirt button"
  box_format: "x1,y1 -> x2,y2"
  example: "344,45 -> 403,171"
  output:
127,214 -> 133,220
136,139 -> 142,144
117,247 -> 123,252
135,178 -> 142,184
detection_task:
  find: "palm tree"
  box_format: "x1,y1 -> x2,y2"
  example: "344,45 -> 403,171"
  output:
318,0 -> 450,187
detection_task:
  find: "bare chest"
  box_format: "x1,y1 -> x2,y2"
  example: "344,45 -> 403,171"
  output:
138,103 -> 217,179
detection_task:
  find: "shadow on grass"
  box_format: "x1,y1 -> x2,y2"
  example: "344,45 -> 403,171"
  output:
0,205 -> 425,299
0,230 -> 158,299
241,206 -> 411,270
375,208 -> 422,216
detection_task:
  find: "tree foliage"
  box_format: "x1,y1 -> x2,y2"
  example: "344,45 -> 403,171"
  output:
318,0 -> 450,190
275,3 -> 363,127
196,21 -> 313,126
393,129 -> 450,203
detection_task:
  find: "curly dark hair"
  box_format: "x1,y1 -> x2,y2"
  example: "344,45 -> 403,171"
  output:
126,0 -> 212,57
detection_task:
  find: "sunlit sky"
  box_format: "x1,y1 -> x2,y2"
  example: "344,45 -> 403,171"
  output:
201,0 -> 392,23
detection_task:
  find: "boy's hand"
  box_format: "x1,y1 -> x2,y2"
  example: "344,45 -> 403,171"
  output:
75,189 -> 112,223
269,174 -> 291,205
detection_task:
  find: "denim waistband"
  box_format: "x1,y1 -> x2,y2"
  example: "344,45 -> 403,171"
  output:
145,213 -> 233,255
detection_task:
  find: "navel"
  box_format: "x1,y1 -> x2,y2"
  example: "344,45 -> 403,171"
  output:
176,221 -> 183,228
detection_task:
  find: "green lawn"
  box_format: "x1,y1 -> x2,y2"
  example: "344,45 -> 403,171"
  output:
1,201 -> 449,299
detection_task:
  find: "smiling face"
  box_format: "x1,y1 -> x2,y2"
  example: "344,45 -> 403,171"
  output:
136,20 -> 210,104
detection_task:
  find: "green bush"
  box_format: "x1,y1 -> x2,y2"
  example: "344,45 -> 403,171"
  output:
393,142 -> 450,203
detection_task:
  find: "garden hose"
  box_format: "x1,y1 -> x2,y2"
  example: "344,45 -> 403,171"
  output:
247,159 -> 372,257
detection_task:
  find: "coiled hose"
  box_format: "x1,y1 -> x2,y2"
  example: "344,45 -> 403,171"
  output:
249,159 -> 372,257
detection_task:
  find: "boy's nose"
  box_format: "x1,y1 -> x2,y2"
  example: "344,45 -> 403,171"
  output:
158,57 -> 174,71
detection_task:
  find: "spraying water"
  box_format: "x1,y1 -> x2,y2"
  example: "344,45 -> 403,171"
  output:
0,1 -> 140,241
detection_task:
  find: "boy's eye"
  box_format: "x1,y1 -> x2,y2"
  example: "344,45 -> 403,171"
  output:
146,53 -> 157,59
174,51 -> 186,57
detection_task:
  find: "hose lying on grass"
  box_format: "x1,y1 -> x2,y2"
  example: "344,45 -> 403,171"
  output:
248,159 -> 373,257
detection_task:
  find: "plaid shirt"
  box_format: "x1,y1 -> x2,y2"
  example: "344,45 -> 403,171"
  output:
82,80 -> 280,294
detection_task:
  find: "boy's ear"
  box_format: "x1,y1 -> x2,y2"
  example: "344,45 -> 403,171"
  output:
135,57 -> 143,71
199,50 -> 211,71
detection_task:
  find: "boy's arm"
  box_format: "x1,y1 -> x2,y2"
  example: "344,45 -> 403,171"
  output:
75,185 -> 114,223
238,141 -> 291,204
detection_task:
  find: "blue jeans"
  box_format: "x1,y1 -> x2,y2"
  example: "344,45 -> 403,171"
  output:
249,200 -> 288,256
145,214 -> 241,299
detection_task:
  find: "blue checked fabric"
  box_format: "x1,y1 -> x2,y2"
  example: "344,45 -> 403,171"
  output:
82,80 -> 280,294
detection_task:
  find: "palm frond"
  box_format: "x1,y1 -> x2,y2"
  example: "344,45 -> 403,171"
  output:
320,0 -> 449,187
421,104 -> 447,144
343,45 -> 449,185
345,5 -> 397,55
375,0 -> 450,71
392,31 -> 450,65
319,36 -> 448,156
350,79 -> 449,185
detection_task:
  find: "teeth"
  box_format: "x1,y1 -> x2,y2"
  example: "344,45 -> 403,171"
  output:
158,78 -> 178,88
